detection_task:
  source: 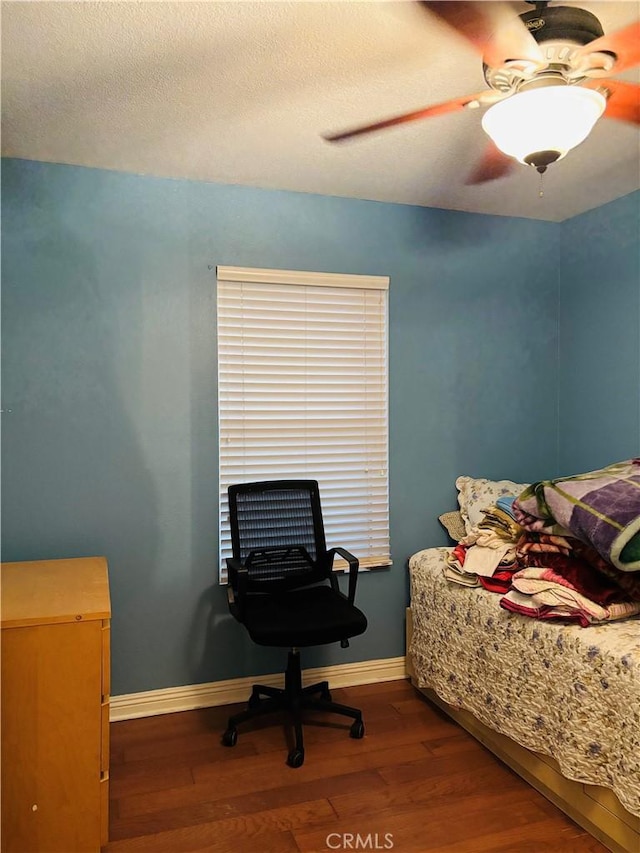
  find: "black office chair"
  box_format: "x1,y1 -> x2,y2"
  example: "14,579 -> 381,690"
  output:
221,479 -> 368,767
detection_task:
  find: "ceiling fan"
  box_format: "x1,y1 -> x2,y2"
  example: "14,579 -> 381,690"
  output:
323,1 -> 640,184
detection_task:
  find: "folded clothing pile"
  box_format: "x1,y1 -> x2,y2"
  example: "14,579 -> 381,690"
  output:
442,463 -> 640,627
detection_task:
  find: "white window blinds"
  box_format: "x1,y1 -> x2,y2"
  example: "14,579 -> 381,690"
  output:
216,265 -> 390,580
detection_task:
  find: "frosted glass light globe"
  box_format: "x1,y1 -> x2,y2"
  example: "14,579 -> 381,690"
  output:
481,86 -> 607,165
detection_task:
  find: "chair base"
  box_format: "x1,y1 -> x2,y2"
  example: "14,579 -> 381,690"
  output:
222,649 -> 364,767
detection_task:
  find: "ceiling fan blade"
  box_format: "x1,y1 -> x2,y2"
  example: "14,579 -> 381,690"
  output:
575,21 -> 640,75
419,1 -> 544,69
600,79 -> 640,125
323,91 -> 488,143
465,143 -> 517,185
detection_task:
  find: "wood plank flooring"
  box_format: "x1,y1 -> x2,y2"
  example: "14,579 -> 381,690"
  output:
106,679 -> 607,853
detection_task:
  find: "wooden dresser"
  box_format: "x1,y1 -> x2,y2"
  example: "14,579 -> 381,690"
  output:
1,557 -> 111,852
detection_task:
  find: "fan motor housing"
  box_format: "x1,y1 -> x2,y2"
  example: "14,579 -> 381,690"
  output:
483,5 -> 607,93
519,5 -> 604,46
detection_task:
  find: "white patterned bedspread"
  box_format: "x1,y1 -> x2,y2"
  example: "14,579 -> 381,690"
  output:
409,548 -> 640,816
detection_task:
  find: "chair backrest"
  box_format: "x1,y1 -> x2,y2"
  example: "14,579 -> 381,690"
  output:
228,480 -> 329,590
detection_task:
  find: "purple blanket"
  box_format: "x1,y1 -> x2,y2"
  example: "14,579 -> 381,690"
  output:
513,459 -> 640,572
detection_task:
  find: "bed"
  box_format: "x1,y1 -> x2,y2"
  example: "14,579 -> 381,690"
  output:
406,465 -> 640,853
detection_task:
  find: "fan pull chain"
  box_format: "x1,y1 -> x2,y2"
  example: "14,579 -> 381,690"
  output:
539,171 -> 545,198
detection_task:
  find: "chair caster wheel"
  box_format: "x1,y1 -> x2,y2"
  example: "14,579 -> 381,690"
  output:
287,748 -> 305,768
222,727 -> 238,747
350,719 -> 365,739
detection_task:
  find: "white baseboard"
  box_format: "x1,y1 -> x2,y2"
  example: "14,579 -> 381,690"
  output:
110,656 -> 406,721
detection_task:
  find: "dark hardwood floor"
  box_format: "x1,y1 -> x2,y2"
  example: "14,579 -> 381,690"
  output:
106,678 -> 607,853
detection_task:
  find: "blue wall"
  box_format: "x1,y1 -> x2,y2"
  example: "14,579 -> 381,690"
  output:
3,158 -> 563,694
558,191 -> 640,473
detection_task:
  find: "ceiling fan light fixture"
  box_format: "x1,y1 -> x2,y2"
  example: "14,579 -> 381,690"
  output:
480,86 -> 607,168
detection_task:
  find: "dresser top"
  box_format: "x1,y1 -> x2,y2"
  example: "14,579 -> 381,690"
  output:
1,556 -> 110,628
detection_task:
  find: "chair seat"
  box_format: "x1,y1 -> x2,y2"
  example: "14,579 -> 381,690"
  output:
243,585 -> 368,647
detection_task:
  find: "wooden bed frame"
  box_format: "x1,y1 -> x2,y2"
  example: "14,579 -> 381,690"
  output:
405,608 -> 640,853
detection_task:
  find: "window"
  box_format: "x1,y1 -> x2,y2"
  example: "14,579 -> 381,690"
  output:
216,265 -> 390,580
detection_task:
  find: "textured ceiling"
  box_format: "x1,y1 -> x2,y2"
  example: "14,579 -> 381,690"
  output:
2,0 -> 639,221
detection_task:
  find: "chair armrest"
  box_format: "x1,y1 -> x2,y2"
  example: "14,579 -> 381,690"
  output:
226,557 -> 248,621
327,547 -> 360,604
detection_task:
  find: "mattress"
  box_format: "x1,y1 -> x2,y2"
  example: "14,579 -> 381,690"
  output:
409,547 -> 640,817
